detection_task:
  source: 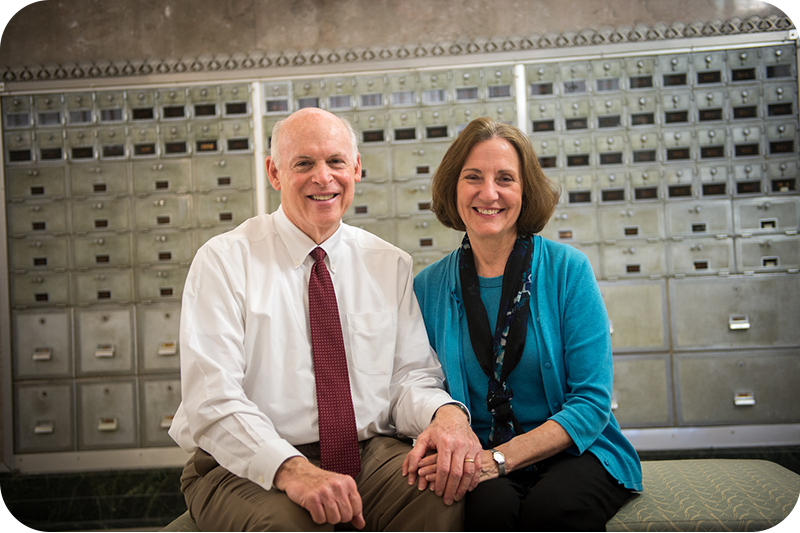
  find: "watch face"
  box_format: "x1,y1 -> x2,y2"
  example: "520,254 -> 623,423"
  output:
493,451 -> 505,464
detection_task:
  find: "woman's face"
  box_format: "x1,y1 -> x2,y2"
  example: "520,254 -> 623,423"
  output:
456,138 -> 523,244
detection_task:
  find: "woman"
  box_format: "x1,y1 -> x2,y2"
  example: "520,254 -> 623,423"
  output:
413,117 -> 642,531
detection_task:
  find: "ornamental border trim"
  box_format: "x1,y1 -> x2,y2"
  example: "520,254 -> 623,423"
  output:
1,14 -> 795,83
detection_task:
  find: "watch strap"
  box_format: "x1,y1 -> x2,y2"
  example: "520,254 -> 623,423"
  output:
491,448 -> 506,477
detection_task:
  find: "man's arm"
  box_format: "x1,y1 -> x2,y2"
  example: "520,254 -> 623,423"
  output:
274,457 -> 365,529
176,241 -> 369,528
388,260 -> 482,505
175,243 -> 303,488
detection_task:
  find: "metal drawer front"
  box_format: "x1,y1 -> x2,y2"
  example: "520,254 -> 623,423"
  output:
13,309 -> 72,379
69,162 -> 130,197
7,166 -> 67,201
135,230 -> 194,266
599,280 -> 667,351
395,215 -> 462,252
670,274 -> 800,349
665,201 -> 733,238
77,380 -> 137,450
394,179 -> 433,216
8,234 -> 70,271
133,194 -> 192,229
139,378 -> 182,447
675,350 -> 800,426
136,266 -> 189,302
132,160 -> 191,194
601,240 -> 667,278
668,237 -> 735,276
194,155 -> 254,191
15,382 -> 75,453
7,200 -> 68,236
734,197 -> 799,236
73,269 -> 134,305
75,307 -> 135,375
11,271 -> 70,307
359,148 -> 389,182
599,204 -> 665,241
72,233 -> 132,269
612,354 -> 673,428
346,183 -> 391,218
541,206 -> 599,244
391,144 -> 448,179
195,190 -> 254,227
71,197 -> 132,233
138,304 -> 181,372
736,235 -> 800,273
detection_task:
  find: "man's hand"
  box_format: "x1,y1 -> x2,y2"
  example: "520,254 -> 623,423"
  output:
273,457 -> 365,529
401,404 -> 482,505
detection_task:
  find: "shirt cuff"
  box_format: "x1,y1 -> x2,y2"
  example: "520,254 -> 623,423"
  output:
420,391 -> 468,429
433,401 -> 471,424
247,439 -> 305,490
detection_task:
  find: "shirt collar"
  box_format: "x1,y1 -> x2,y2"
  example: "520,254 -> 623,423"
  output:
274,205 -> 344,273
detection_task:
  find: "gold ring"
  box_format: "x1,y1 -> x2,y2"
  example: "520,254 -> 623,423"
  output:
464,458 -> 475,463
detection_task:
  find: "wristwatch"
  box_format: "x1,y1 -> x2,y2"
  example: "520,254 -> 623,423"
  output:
490,448 -> 506,477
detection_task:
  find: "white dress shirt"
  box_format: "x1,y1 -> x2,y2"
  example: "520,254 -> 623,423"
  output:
169,207 -> 457,490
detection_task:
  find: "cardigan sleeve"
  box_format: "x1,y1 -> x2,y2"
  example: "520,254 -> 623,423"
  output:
546,252 -> 614,454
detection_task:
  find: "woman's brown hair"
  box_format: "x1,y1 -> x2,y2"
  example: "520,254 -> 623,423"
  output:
430,117 -> 561,236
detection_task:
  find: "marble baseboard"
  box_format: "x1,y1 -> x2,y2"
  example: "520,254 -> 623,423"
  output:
0,468 -> 184,531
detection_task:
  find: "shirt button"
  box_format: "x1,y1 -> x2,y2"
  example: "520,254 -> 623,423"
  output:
553,402 -> 559,408
544,363 -> 552,369
258,475 -> 265,484
294,260 -> 300,267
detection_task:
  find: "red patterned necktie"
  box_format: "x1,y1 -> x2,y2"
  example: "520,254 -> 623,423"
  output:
308,247 -> 361,477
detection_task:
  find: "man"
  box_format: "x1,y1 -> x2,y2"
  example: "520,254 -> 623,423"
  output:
169,107 -> 482,531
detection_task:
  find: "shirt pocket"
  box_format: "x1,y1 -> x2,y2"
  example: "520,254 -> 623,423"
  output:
346,311 -> 396,375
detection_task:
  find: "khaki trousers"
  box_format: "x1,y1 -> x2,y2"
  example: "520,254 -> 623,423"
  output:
180,436 -> 464,531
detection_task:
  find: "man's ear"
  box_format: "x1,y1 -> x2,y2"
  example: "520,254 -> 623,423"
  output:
354,153 -> 362,183
266,156 -> 281,191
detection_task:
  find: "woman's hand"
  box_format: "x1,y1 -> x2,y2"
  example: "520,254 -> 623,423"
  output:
402,405 -> 483,505
419,449 -> 499,490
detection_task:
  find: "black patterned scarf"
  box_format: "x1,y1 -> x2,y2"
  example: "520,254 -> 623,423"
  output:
459,233 -> 534,447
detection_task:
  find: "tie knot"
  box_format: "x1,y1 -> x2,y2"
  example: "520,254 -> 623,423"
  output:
311,247 -> 326,263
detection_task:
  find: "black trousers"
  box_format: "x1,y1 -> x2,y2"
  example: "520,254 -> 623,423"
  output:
464,451 -> 633,532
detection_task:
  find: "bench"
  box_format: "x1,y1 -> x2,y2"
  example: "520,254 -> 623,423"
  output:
162,459 -> 800,531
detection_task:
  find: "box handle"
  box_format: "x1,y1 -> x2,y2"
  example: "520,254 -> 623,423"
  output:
728,315 -> 750,330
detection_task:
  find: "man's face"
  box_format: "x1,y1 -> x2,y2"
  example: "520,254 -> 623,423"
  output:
266,109 -> 361,244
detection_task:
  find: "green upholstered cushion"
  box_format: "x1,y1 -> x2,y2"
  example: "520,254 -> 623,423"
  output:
607,459 -> 800,532
161,510 -> 200,532
160,459 -> 800,532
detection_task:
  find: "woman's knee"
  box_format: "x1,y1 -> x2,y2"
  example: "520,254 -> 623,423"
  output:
464,478 -> 521,531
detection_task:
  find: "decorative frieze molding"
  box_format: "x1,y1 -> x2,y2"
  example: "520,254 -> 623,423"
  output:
2,14 -> 795,84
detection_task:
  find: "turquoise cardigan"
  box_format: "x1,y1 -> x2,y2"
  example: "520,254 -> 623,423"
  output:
414,236 -> 643,491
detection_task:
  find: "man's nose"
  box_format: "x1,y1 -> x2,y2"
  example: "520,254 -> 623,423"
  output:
310,163 -> 334,185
